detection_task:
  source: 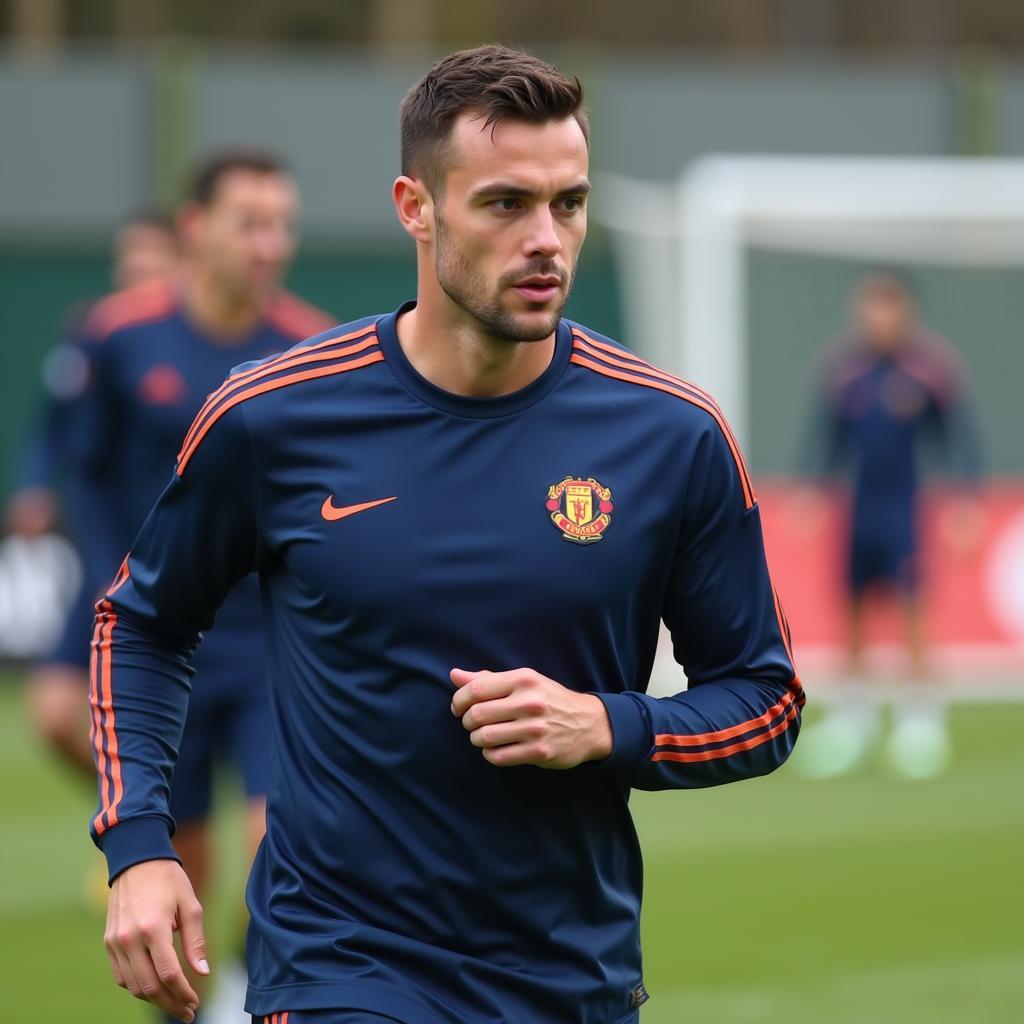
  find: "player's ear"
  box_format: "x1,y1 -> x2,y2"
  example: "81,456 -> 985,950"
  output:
392,176 -> 433,244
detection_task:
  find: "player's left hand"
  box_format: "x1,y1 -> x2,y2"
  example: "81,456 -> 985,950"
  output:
450,667 -> 613,769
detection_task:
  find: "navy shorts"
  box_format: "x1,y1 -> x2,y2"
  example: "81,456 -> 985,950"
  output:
169,667 -> 271,824
848,525 -> 918,595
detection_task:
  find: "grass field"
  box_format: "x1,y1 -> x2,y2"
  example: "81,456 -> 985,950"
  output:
2,676 -> 1022,1023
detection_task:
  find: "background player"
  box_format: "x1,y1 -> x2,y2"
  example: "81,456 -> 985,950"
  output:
60,150 -> 333,1022
87,47 -> 801,1024
20,211 -> 180,771
797,271 -> 981,780
9,211 -> 179,538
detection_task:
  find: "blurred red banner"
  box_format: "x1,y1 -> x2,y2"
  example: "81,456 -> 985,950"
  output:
758,480 -> 1024,678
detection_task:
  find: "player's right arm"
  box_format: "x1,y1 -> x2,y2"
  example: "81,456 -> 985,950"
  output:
6,333 -> 91,536
89,402 -> 261,1021
593,417 -> 804,790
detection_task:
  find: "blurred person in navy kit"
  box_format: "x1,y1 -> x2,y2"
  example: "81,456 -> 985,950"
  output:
19,212 -> 179,774
796,272 -> 981,780
62,151 -> 332,1022
90,47 -> 802,1024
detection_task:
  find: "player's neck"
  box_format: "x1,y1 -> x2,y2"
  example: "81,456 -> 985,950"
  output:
182,267 -> 265,343
397,283 -> 557,399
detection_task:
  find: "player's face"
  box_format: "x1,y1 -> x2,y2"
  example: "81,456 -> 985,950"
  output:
855,287 -> 914,352
192,170 -> 298,300
112,224 -> 178,290
431,114 -> 590,342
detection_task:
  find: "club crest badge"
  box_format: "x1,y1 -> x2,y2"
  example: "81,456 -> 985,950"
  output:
546,476 -> 613,544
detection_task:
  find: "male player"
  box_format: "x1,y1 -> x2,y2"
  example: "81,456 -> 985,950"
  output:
21,211 -> 180,771
796,272 -> 980,779
64,152 -> 331,1021
13,209 -> 179,537
90,47 -> 802,1024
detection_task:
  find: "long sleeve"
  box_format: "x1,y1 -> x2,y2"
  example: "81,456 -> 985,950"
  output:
15,305 -> 93,491
62,335 -> 131,586
89,404 -> 262,881
929,373 -> 983,481
595,421 -> 804,789
16,389 -> 67,490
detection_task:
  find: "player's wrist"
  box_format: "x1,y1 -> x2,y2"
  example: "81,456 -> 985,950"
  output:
583,694 -> 614,762
588,691 -> 651,773
94,815 -> 180,885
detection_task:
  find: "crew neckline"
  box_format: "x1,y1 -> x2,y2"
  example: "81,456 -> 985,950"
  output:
376,301 -> 572,419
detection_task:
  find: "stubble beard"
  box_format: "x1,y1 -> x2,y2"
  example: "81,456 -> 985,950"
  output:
434,213 -> 575,343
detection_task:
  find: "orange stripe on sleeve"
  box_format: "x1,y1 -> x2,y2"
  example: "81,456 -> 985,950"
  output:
89,607 -> 109,830
103,605 -> 124,828
91,602 -> 122,834
569,351 -> 756,509
570,330 -> 649,367
177,350 -> 386,475
178,326 -> 378,460
654,688 -> 797,749
572,328 -> 733,416
651,703 -> 800,763
574,329 -> 732,415
108,556 -> 130,596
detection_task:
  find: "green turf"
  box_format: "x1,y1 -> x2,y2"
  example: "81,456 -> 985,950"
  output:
2,678 -> 1022,1023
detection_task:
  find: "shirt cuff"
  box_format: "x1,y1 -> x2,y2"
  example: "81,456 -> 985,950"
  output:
94,816 -> 181,885
591,691 -> 652,774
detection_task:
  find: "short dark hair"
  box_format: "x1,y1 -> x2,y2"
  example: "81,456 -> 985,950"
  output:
186,148 -> 290,206
400,45 -> 589,194
857,268 -> 918,304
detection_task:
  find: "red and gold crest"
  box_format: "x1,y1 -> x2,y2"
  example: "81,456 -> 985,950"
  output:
546,476 -> 613,544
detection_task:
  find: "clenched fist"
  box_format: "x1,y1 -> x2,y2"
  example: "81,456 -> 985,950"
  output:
451,667 -> 613,769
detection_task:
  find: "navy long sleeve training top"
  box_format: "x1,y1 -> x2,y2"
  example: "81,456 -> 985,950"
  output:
90,304 -> 803,1024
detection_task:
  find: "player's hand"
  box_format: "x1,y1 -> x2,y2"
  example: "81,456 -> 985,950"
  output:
450,667 -> 612,769
104,858 -> 209,1022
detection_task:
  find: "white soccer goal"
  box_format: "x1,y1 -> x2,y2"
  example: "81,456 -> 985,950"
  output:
595,156 -> 1024,449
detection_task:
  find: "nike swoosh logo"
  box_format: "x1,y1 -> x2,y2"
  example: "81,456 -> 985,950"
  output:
321,495 -> 398,522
